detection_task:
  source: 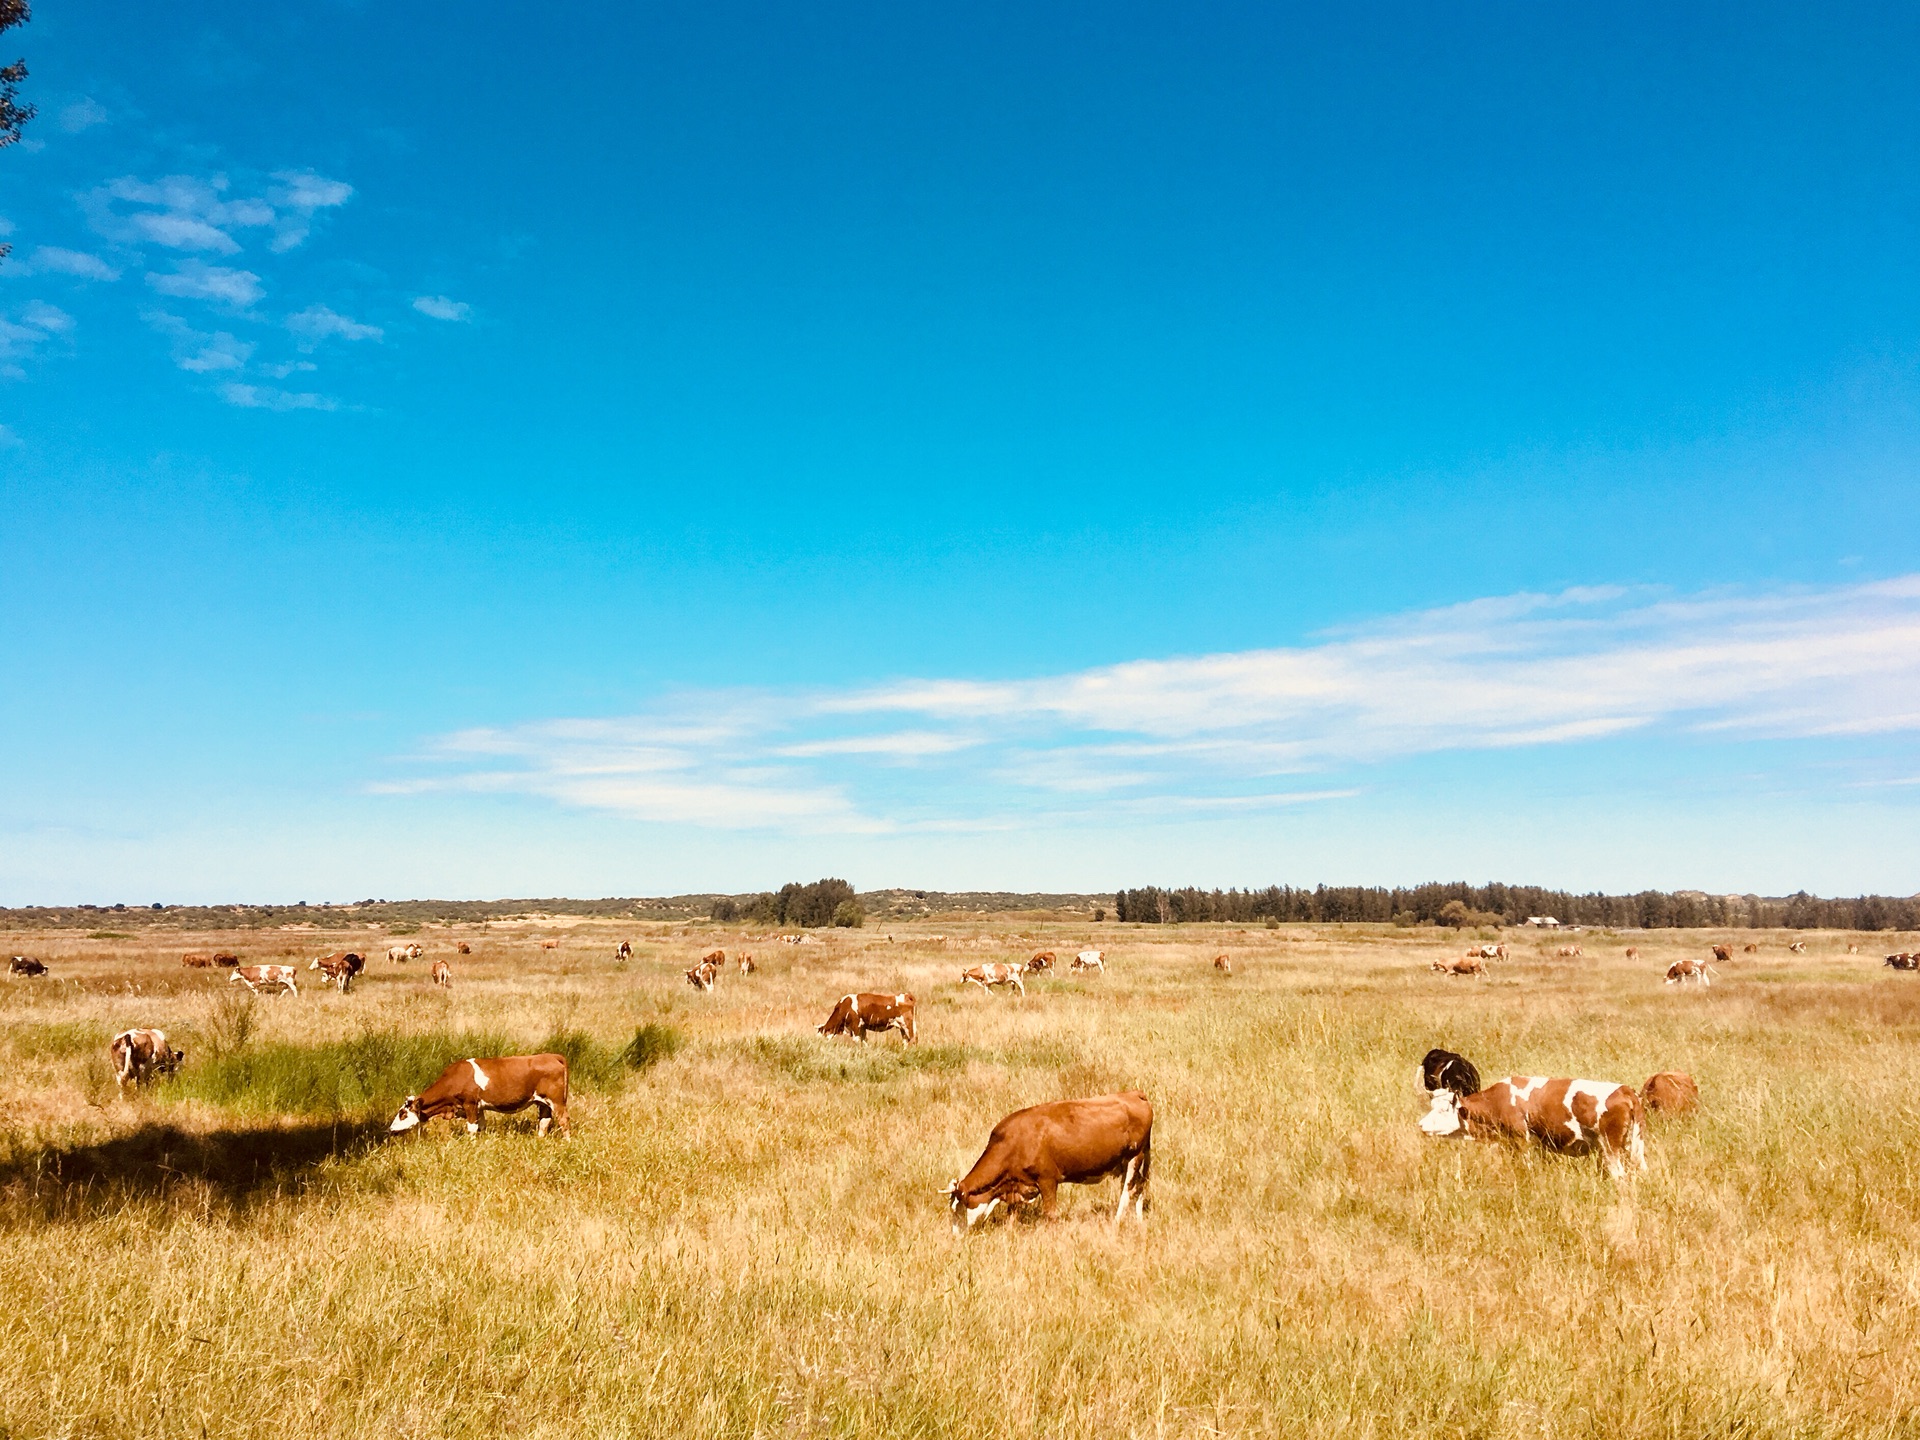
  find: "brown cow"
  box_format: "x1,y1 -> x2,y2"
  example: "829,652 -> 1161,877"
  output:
110,1028 -> 184,1088
961,962 -> 1025,996
942,1091 -> 1153,1231
212,951 -> 239,964
686,958 -> 720,992
816,992 -> 916,1044
457,942 -> 472,955
1665,959 -> 1716,986
736,953 -> 756,974
230,964 -> 298,996
1027,951 -> 1056,972
1743,943 -> 1759,953
1711,944 -> 1734,963
1885,953 -> 1919,971
615,940 -> 632,960
1555,945 -> 1584,959
308,951 -> 365,992
1213,954 -> 1233,974
431,959 -> 453,988
1624,946 -> 1640,961
1430,955 -> 1484,977
540,940 -> 560,951
9,955 -> 48,976
181,951 -> 216,968
388,1053 -> 569,1138
700,949 -> 726,967
1419,1075 -> 1646,1180
1642,1071 -> 1699,1115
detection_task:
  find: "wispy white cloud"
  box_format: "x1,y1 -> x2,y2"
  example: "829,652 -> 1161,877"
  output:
387,578 -> 1920,832
286,303 -> 382,348
0,302 -> 74,376
412,294 -> 470,322
144,310 -> 254,373
58,97 -> 109,133
21,246 -> 121,281
219,381 -> 336,412
146,260 -> 264,309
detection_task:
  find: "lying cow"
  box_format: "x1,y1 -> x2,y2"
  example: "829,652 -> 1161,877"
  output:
389,1053 -> 570,1138
308,951 -> 365,992
1555,945 -> 1584,959
1711,944 -> 1734,964
431,959 -> 453,988
615,940 -> 632,960
8,955 -> 48,977
1431,955 -> 1484,977
686,958 -> 720,992
386,944 -> 424,963
457,942 -> 473,955
181,951 -> 216,968
961,962 -> 1025,996
1642,1071 -> 1699,1115
1420,1047 -> 1481,1097
817,992 -> 916,1044
230,963 -> 298,996
1665,959 -> 1716,986
1027,951 -> 1056,972
1419,1075 -> 1646,1180
942,1091 -> 1153,1231
1070,950 -> 1105,973
1885,953 -> 1919,971
1744,943 -> 1759,953
1788,941 -> 1807,954
110,1028 -> 184,1088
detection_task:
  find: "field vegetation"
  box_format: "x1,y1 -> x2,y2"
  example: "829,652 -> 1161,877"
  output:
3,915 -> 1919,1437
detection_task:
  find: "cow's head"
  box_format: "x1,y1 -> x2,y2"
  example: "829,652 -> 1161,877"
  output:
389,1097 -> 425,1133
1418,1089 -> 1466,1138
160,1045 -> 185,1073
941,1181 -> 1004,1232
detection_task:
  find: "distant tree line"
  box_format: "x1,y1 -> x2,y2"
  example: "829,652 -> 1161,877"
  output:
1112,883 -> 1920,931
710,878 -> 864,929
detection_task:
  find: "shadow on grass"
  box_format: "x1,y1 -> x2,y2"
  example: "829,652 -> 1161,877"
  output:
0,1115 -> 391,1224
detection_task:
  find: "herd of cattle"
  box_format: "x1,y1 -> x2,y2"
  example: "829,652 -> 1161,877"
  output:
9,929 -> 1917,1227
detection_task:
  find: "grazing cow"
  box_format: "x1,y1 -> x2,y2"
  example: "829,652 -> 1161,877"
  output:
387,944 -> 424,964
685,958 -> 720,992
388,1053 -> 569,1138
9,955 -> 48,977
736,953 -> 756,974
1665,959 -> 1716,986
615,940 -> 632,960
431,959 -> 453,988
1711,945 -> 1734,964
1744,943 -> 1759,954
110,1028 -> 184,1088
1213,953 -> 1233,974
1431,955 -> 1484,977
1642,1071 -> 1699,1115
540,940 -> 560,951
1885,953 -> 1919,971
700,949 -> 726,967
1848,943 -> 1860,955
1420,1048 -> 1481,1097
1470,943 -> 1508,961
816,992 -> 917,1044
961,962 -> 1026,996
230,964 -> 298,996
1624,946 -> 1640,961
212,951 -> 239,964
181,951 -> 216,968
457,942 -> 472,955
308,951 -> 365,992
1027,951 -> 1056,972
1070,950 -> 1106,973
1788,941 -> 1808,954
1418,1075 -> 1646,1180
942,1091 -> 1153,1231
1555,945 -> 1584,959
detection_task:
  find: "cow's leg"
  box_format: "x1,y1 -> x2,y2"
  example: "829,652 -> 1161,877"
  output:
1113,1157 -> 1137,1224
1037,1177 -> 1059,1221
534,1095 -> 553,1136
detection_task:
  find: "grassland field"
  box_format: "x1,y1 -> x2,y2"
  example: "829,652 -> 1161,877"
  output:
4,916 -> 1920,1439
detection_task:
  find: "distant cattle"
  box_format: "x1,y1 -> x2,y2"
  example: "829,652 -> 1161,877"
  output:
540,940 -> 560,951
308,951 -> 365,992
387,944 -> 424,964
1665,959 -> 1716,986
736,953 -> 756,974
212,951 -> 239,964
110,1028 -> 183,1088
457,942 -> 472,955
1420,1048 -> 1481,1097
685,958 -> 721,992
1624,946 -> 1640,961
1431,955 -> 1484,977
1642,1071 -> 1699,1116
1743,943 -> 1759,953
431,959 -> 453,988
1711,945 -> 1733,964
1070,950 -> 1106,973
1885,953 -> 1919,971
961,962 -> 1025,996
1213,954 -> 1232,975
181,952 -> 216,968
942,1091 -> 1153,1231
389,1053 -> 569,1138
700,949 -> 726,967
9,955 -> 48,977
1027,951 -> 1056,972
615,941 -> 632,960
230,964 -> 298,996
1848,943 -> 1860,954
1470,943 -> 1508,961
1555,945 -> 1584,959
1788,941 -> 1808,954
817,992 -> 917,1044
1419,1075 -> 1646,1180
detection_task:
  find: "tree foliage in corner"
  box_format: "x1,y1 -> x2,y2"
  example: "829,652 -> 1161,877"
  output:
0,0 -> 31,264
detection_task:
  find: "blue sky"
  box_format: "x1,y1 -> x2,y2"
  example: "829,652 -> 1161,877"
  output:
3,2 -> 1918,904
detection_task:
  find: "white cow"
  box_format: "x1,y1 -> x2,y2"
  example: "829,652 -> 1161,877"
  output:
1070,950 -> 1106,973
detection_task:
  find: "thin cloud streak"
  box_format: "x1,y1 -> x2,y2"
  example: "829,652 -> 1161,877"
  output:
387,577 -> 1920,832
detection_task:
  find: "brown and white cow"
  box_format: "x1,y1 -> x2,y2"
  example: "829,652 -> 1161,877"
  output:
1070,950 -> 1106,974
1848,943 -> 1860,954
1555,945 -> 1584,959
817,992 -> 917,1044
457,942 -> 473,955
1418,1075 -> 1646,1180
961,962 -> 1025,996
1788,941 -> 1807,954
1624,946 -> 1640,961
230,963 -> 298,996
181,951 -> 216,968
388,1053 -> 570,1138
1431,955 -> 1484,977
700,949 -> 726,967
1470,943 -> 1508,961
387,943 -> 424,964
736,953 -> 756,974
1711,944 -> 1734,964
308,951 -> 365,992
686,958 -> 721,992
1885,953 -> 1919,971
431,959 -> 453,988
9,955 -> 48,977
1642,1071 -> 1699,1115
1027,951 -> 1056,972
1213,953 -> 1233,974
110,1028 -> 184,1088
1744,943 -> 1759,954
942,1091 -> 1153,1231
615,940 -> 632,960
1665,959 -> 1716,986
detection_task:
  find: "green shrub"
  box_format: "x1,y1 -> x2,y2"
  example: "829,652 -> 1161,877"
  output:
621,1022 -> 683,1073
831,899 -> 865,929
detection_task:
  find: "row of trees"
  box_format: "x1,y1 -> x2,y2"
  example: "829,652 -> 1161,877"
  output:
710,878 -> 864,929
1112,883 -> 1920,931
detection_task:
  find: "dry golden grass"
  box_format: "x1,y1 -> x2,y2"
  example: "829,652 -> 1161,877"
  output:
4,918 -> 1920,1438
